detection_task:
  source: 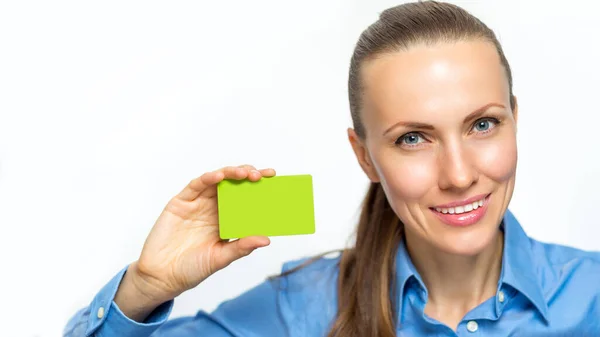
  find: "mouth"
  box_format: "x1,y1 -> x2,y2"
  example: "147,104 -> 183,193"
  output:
429,193 -> 491,227
432,194 -> 488,215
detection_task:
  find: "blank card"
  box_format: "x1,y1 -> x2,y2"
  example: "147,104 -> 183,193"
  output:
217,174 -> 316,239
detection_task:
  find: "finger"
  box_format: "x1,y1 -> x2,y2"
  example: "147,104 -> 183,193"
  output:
238,164 -> 257,171
242,167 -> 276,182
177,165 -> 247,201
236,165 -> 274,177
195,166 -> 247,199
259,168 -> 276,177
215,236 -> 270,268
238,164 -> 261,182
177,170 -> 225,201
177,166 -> 269,201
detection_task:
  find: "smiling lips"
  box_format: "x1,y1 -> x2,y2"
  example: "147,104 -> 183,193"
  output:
430,194 -> 490,227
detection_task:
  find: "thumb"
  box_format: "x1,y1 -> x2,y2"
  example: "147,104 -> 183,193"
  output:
215,236 -> 271,268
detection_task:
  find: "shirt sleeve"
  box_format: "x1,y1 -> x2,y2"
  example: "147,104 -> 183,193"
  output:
63,265 -> 174,337
149,277 -> 290,337
63,266 -> 290,337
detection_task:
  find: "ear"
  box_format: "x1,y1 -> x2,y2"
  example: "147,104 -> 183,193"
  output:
347,128 -> 380,183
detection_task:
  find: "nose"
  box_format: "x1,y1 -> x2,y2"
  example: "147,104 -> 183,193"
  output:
437,141 -> 478,192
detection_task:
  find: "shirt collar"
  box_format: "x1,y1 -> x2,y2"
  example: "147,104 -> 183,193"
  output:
394,209 -> 549,322
500,209 -> 549,321
394,235 -> 421,316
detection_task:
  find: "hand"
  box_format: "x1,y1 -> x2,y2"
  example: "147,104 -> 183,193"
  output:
127,165 -> 275,305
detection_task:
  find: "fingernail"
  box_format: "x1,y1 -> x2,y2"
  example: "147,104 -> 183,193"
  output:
251,170 -> 260,175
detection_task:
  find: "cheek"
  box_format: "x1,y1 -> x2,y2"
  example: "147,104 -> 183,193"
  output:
473,132 -> 517,181
373,151 -> 438,201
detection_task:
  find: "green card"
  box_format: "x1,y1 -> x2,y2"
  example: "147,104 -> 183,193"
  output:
217,174 -> 316,239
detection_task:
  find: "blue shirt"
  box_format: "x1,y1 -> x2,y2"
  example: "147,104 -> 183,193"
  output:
64,210 -> 600,336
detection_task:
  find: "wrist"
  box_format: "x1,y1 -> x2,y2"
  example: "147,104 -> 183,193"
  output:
126,261 -> 174,308
113,262 -> 173,324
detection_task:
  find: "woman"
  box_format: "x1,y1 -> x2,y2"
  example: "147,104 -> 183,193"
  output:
64,1 -> 600,336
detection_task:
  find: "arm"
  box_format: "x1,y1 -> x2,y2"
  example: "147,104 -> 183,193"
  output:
63,265 -> 173,337
64,166 -> 281,336
63,265 -> 288,337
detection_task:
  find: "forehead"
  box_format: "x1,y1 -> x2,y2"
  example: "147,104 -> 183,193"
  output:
360,40 -> 510,128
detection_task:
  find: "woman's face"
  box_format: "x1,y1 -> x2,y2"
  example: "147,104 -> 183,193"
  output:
349,40 -> 518,257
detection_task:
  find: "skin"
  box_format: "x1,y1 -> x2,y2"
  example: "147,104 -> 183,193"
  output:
113,38 -> 516,332
348,39 -> 519,330
114,165 -> 274,322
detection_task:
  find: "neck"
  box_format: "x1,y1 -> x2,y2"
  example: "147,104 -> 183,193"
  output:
405,229 -> 504,325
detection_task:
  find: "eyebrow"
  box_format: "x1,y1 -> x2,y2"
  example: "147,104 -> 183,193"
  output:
382,102 -> 507,136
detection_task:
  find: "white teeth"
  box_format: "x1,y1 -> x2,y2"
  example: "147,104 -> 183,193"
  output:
434,197 -> 486,215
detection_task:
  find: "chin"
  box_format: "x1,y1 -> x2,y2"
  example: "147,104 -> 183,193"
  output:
432,217 -> 502,257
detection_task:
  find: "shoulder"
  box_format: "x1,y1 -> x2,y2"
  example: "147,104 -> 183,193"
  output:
276,252 -> 342,335
530,238 -> 600,297
207,253 -> 342,337
278,251 -> 341,302
208,252 -> 343,337
280,251 -> 342,286
531,238 -> 600,272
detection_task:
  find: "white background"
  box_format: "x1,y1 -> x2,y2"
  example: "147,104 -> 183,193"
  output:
1,1 -> 599,336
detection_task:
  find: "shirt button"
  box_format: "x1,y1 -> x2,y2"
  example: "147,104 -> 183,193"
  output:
498,290 -> 505,303
466,320 -> 478,332
97,307 -> 105,319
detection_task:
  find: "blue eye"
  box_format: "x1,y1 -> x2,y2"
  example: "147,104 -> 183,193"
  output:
473,118 -> 498,133
396,132 -> 424,146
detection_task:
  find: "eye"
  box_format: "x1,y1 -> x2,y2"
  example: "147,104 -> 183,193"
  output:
472,118 -> 499,133
395,132 -> 425,147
